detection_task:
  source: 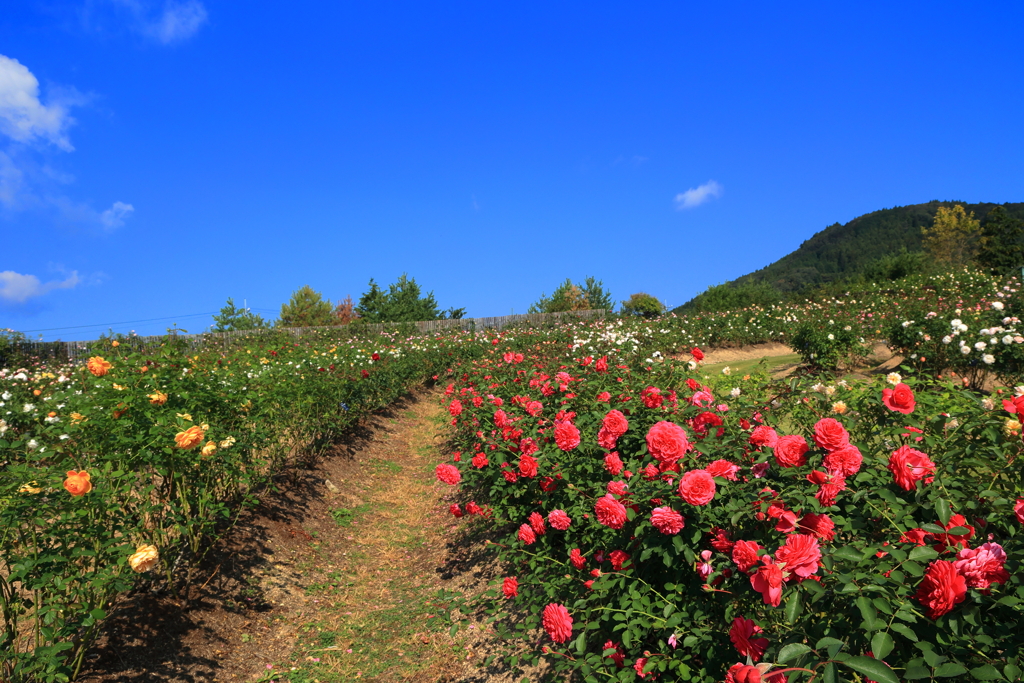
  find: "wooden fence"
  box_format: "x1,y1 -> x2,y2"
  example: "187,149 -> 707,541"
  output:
11,309 -> 610,363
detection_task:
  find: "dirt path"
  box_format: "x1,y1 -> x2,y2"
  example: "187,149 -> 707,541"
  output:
79,387 -> 507,683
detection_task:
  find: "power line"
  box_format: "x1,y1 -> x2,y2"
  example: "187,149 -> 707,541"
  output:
20,312 -> 220,333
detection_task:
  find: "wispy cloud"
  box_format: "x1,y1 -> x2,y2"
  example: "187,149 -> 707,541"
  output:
100,200 -> 134,230
674,180 -> 723,210
0,55 -> 76,151
0,54 -> 133,231
100,0 -> 208,44
0,270 -> 81,304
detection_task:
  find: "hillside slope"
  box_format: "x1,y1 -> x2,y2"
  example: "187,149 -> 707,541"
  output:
675,201 -> 1024,313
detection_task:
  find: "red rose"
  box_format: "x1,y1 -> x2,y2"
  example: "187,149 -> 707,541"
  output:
517,524 -> 536,545
678,470 -> 716,506
547,509 -> 571,531
750,556 -> 784,606
729,617 -> 768,662
641,386 -> 664,408
604,452 -> 624,475
711,527 -> 735,553
691,347 -> 704,361
749,425 -> 778,448
823,444 -> 862,477
449,504 -> 463,518
542,603 -> 573,643
732,540 -> 762,573
882,383 -> 916,414
888,445 -> 935,491
812,418 -> 849,451
502,576 -> 518,598
603,409 -> 629,436
725,664 -> 762,683
472,452 -> 489,468
529,511 -> 546,535
773,435 -> 809,468
519,454 -> 539,478
646,421 -> 689,466
595,494 -> 628,529
434,463 -> 461,485
798,513 -> 835,542
609,549 -> 631,570
775,534 -> 821,579
448,399 -> 463,416
914,560 -> 967,619
1016,498 -> 1024,524
554,421 -> 581,451
704,459 -> 740,481
570,548 -> 586,569
650,506 -> 685,534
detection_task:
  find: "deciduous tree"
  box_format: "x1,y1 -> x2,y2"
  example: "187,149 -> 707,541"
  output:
922,204 -> 980,267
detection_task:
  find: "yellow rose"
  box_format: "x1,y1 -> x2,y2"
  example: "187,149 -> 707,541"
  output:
19,481 -> 42,494
831,401 -> 848,415
128,545 -> 159,572
200,441 -> 217,457
149,392 -> 168,405
71,412 -> 86,424
1004,419 -> 1021,437
174,425 -> 205,449
219,436 -> 236,449
176,413 -> 193,422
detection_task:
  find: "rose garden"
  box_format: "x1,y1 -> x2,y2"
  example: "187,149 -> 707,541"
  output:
2,267 -> 1024,682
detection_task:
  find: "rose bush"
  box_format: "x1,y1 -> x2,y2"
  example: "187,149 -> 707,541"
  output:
438,329 -> 1024,683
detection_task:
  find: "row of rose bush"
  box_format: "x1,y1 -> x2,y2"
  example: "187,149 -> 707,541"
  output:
0,329 -> 491,682
437,338 -> 1024,682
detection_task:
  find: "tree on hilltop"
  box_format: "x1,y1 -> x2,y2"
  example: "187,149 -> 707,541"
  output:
620,292 -> 665,318
212,298 -> 268,332
977,206 -> 1024,275
355,274 -> 465,323
922,204 -> 981,267
278,285 -> 337,328
529,277 -> 613,313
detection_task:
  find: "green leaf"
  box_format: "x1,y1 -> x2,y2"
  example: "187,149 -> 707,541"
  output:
832,546 -> 863,561
837,655 -> 899,683
908,546 -> 939,561
822,662 -> 837,683
574,632 -> 587,654
890,622 -> 918,642
904,665 -> 932,680
969,664 -> 1005,680
785,591 -> 803,624
934,498 -> 952,526
934,663 -> 968,678
921,523 -> 947,534
777,642 -> 812,664
856,595 -> 878,623
1005,664 -> 1022,681
870,632 -> 894,660
815,637 -> 844,650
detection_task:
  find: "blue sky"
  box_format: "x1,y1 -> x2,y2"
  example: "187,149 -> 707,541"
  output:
2,1 -> 1022,340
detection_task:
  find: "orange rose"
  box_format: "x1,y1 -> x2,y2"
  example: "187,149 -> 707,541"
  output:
175,425 -> 205,449
200,441 -> 217,457
149,391 -> 168,405
87,356 -> 112,377
33,389 -> 42,396
64,470 -> 92,496
112,340 -> 119,347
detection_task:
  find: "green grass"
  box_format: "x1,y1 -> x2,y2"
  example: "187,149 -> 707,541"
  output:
700,353 -> 802,378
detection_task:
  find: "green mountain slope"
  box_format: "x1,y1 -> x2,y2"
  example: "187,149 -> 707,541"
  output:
675,200 -> 1024,313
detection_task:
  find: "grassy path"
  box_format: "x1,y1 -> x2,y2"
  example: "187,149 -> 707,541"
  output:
274,389 -> 478,683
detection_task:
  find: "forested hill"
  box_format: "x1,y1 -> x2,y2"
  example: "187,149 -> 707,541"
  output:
674,201 -> 1024,314
736,201 -> 1024,291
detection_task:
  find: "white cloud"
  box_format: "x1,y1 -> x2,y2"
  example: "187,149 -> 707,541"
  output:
100,200 -> 134,230
0,55 -> 75,151
149,1 -> 208,44
674,180 -> 723,210
0,270 -> 81,304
